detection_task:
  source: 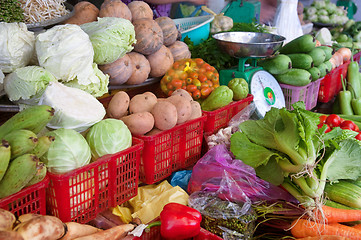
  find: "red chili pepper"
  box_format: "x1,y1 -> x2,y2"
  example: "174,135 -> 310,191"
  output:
147,203 -> 202,240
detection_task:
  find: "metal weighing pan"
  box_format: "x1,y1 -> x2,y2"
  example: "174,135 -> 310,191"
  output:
212,32 -> 286,58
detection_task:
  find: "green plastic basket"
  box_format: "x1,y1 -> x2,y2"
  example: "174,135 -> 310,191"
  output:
173,15 -> 214,45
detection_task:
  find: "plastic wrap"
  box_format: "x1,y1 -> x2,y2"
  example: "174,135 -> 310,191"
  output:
187,144 -> 298,204
206,102 -> 256,150
273,0 -> 303,43
188,191 -> 257,240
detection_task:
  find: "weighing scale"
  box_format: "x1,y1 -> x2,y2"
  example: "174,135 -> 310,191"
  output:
213,32 -> 286,118
222,0 -> 261,23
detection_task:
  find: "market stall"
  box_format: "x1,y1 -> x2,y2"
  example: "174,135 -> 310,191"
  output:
1,0 -> 361,239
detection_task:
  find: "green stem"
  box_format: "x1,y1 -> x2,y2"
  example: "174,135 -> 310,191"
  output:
278,159 -> 304,173
281,181 -> 315,207
292,177 -> 317,198
146,221 -> 161,229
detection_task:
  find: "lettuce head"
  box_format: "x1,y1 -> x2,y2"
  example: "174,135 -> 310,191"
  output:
0,22 -> 35,73
81,17 -> 136,65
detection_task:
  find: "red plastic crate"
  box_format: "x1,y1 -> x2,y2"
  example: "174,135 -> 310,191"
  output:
137,115 -> 206,185
132,218 -> 223,240
318,60 -> 351,103
46,138 -> 143,223
202,94 -> 253,134
279,77 -> 322,110
0,175 -> 49,217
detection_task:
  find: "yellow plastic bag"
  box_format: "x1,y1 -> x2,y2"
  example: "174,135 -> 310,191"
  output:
114,180 -> 189,224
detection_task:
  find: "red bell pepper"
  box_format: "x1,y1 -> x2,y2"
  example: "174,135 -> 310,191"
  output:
147,202 -> 202,240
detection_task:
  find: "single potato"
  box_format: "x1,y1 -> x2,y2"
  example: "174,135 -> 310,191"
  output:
121,112 -> 155,135
151,101 -> 177,130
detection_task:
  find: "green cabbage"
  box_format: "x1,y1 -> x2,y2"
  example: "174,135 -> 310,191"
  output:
43,128 -> 91,174
64,63 -> 109,98
4,66 -> 57,105
39,81 -> 106,132
0,22 -> 35,73
36,24 -> 96,85
86,119 -> 132,159
81,17 -> 136,65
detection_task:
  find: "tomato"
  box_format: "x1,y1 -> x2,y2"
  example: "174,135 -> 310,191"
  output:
186,78 -> 193,85
192,89 -> 201,100
198,74 -> 207,82
319,115 -> 328,124
171,79 -> 183,89
186,85 -> 197,93
167,82 -> 175,91
355,132 -> 361,141
205,71 -> 214,80
201,87 -> 212,98
204,63 -> 213,72
198,67 -> 206,74
189,72 -> 198,79
195,58 -> 204,66
179,72 -> 188,80
340,120 -> 357,131
192,79 -> 201,88
355,124 -> 360,132
325,114 -> 342,128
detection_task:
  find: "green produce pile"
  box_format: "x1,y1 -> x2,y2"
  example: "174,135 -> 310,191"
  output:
331,20 -> 361,50
230,102 -> 361,215
184,22 -> 269,71
0,0 -> 24,23
303,0 -> 348,25
258,34 -> 332,87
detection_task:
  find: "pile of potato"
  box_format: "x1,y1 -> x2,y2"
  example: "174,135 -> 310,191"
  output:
107,89 -> 202,135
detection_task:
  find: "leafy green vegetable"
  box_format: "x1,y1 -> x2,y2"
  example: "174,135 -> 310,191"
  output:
184,22 -> 269,71
0,0 -> 24,23
230,102 -> 361,209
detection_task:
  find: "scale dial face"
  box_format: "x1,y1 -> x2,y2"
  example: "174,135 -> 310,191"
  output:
250,70 -> 285,117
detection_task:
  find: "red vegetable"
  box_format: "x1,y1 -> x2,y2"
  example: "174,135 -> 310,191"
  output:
326,114 -> 342,128
340,120 -> 357,131
319,115 -> 327,124
355,133 -> 361,141
148,203 -> 202,240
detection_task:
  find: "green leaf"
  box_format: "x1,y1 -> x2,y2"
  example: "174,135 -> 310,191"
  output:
255,156 -> 285,186
230,131 -> 281,168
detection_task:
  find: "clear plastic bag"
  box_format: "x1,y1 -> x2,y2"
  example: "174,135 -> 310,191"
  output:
273,0 -> 303,43
188,191 -> 256,240
187,144 -> 297,204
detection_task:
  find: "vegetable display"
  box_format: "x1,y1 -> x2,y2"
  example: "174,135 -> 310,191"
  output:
304,0 -> 349,25
230,102 -> 361,215
0,0 -> 24,23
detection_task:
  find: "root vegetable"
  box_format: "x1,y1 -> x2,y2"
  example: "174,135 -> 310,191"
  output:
166,95 -> 192,124
189,101 -> 202,120
73,224 -> 135,240
107,91 -> 130,119
60,222 -> 102,240
171,89 -> 193,102
121,112 -> 155,135
0,230 -> 24,240
18,214 -> 41,223
15,215 -> 65,240
129,93 -> 157,114
151,101 -> 177,130
0,209 -> 15,231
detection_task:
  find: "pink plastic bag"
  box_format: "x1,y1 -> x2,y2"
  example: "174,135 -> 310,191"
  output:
188,144 -> 297,204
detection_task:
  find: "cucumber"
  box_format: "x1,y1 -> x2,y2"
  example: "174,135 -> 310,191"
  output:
308,48 -> 326,67
317,62 -> 328,78
308,67 -> 321,81
324,180 -> 361,209
279,34 -> 316,54
287,53 -> 314,70
317,46 -> 333,61
258,54 -> 292,74
273,69 -> 312,86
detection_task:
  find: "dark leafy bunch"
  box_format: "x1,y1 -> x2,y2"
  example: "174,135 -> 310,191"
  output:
0,0 -> 24,23
184,22 -> 269,71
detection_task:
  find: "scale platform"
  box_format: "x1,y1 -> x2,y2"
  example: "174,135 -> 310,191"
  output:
213,32 -> 286,118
